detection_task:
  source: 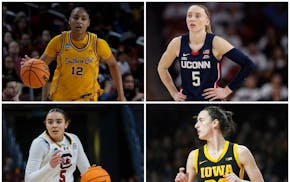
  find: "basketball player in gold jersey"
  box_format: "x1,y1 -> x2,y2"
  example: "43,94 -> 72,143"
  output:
175,106 -> 264,182
22,7 -> 125,101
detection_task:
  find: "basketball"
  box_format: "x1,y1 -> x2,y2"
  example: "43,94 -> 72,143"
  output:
20,59 -> 50,88
81,166 -> 111,182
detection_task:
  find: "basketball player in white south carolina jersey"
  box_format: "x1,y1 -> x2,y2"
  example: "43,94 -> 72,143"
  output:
25,108 -> 90,182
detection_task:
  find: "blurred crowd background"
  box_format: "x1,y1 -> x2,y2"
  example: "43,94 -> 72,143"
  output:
147,104 -> 288,182
147,2 -> 288,101
2,2 -> 144,101
3,104 -> 144,182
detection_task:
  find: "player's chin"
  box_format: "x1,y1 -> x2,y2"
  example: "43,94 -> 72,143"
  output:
72,28 -> 85,33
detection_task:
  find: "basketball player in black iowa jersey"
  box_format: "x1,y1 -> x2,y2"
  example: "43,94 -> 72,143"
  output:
158,5 -> 256,101
175,106 -> 264,182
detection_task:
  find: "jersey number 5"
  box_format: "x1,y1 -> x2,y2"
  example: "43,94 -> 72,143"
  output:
192,71 -> 200,87
72,66 -> 83,75
59,169 -> 66,182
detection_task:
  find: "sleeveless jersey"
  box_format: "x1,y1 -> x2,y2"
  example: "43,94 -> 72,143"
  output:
38,131 -> 81,182
178,33 -> 222,101
194,141 -> 244,182
49,31 -> 101,101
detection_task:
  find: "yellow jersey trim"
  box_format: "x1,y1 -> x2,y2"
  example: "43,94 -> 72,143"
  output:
204,141 -> 229,162
194,149 -> 199,174
233,144 -> 244,179
44,131 -> 73,149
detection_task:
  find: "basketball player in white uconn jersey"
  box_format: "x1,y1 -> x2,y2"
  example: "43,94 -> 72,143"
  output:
25,108 -> 91,182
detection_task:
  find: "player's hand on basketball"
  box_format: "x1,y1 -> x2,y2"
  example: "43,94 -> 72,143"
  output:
21,55 -> 39,66
223,173 -> 241,182
49,150 -> 62,168
202,86 -> 232,101
173,90 -> 187,101
175,167 -> 188,182
89,164 -> 102,168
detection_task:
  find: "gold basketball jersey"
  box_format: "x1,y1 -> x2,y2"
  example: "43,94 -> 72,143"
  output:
50,31 -> 101,101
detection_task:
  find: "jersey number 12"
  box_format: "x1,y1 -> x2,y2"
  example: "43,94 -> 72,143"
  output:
72,66 -> 83,75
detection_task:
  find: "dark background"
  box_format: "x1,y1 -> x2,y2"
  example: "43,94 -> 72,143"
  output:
147,104 -> 288,181
3,104 -> 144,182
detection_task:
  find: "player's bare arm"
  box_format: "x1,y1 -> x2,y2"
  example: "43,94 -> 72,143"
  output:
237,145 -> 264,182
158,36 -> 186,101
212,35 -> 234,60
202,36 -> 234,100
40,54 -> 54,65
186,150 -> 198,182
175,150 -> 198,182
105,54 -> 126,101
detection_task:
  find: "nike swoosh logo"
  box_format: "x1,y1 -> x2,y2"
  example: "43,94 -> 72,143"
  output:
199,160 -> 207,165
183,53 -> 190,57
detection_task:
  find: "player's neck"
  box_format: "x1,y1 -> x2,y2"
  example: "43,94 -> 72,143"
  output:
206,134 -> 226,153
189,30 -> 206,45
71,32 -> 87,41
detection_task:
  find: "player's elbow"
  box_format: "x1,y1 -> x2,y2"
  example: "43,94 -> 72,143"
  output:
157,62 -> 166,76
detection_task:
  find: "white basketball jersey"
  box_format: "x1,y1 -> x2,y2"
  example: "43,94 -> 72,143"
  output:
39,132 -> 78,182
25,131 -> 90,182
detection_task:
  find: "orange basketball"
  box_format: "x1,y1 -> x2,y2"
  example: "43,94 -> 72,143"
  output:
20,59 -> 50,88
81,166 -> 111,182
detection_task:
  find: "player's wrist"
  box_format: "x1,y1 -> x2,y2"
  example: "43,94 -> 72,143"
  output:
225,86 -> 233,96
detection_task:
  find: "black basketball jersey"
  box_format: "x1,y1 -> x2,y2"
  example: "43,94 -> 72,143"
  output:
178,33 -> 222,101
195,141 -> 244,182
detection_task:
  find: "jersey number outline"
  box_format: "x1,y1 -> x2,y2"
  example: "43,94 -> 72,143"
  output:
72,66 -> 83,75
192,71 -> 200,86
59,169 -> 66,182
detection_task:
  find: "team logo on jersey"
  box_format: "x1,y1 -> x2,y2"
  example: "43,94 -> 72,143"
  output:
61,153 -> 72,169
225,157 -> 233,161
199,160 -> 208,165
65,44 -> 70,49
183,53 -> 191,57
200,164 -> 233,178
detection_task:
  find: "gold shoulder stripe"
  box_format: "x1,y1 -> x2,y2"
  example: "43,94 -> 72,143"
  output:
194,149 -> 199,173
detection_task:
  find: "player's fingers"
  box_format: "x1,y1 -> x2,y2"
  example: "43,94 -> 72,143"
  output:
204,93 -> 216,99
209,96 -> 219,101
203,88 -> 214,92
52,150 -> 61,156
201,90 -> 214,97
179,167 -> 185,173
178,92 -> 187,98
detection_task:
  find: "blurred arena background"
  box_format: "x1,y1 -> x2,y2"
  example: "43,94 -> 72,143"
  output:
146,104 -> 287,182
2,2 -> 144,101
3,104 -> 144,182
147,2 -> 288,101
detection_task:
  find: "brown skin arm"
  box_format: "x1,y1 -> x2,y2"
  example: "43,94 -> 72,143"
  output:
105,54 -> 126,101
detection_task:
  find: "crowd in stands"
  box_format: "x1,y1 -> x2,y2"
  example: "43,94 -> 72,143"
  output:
2,2 -> 144,101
